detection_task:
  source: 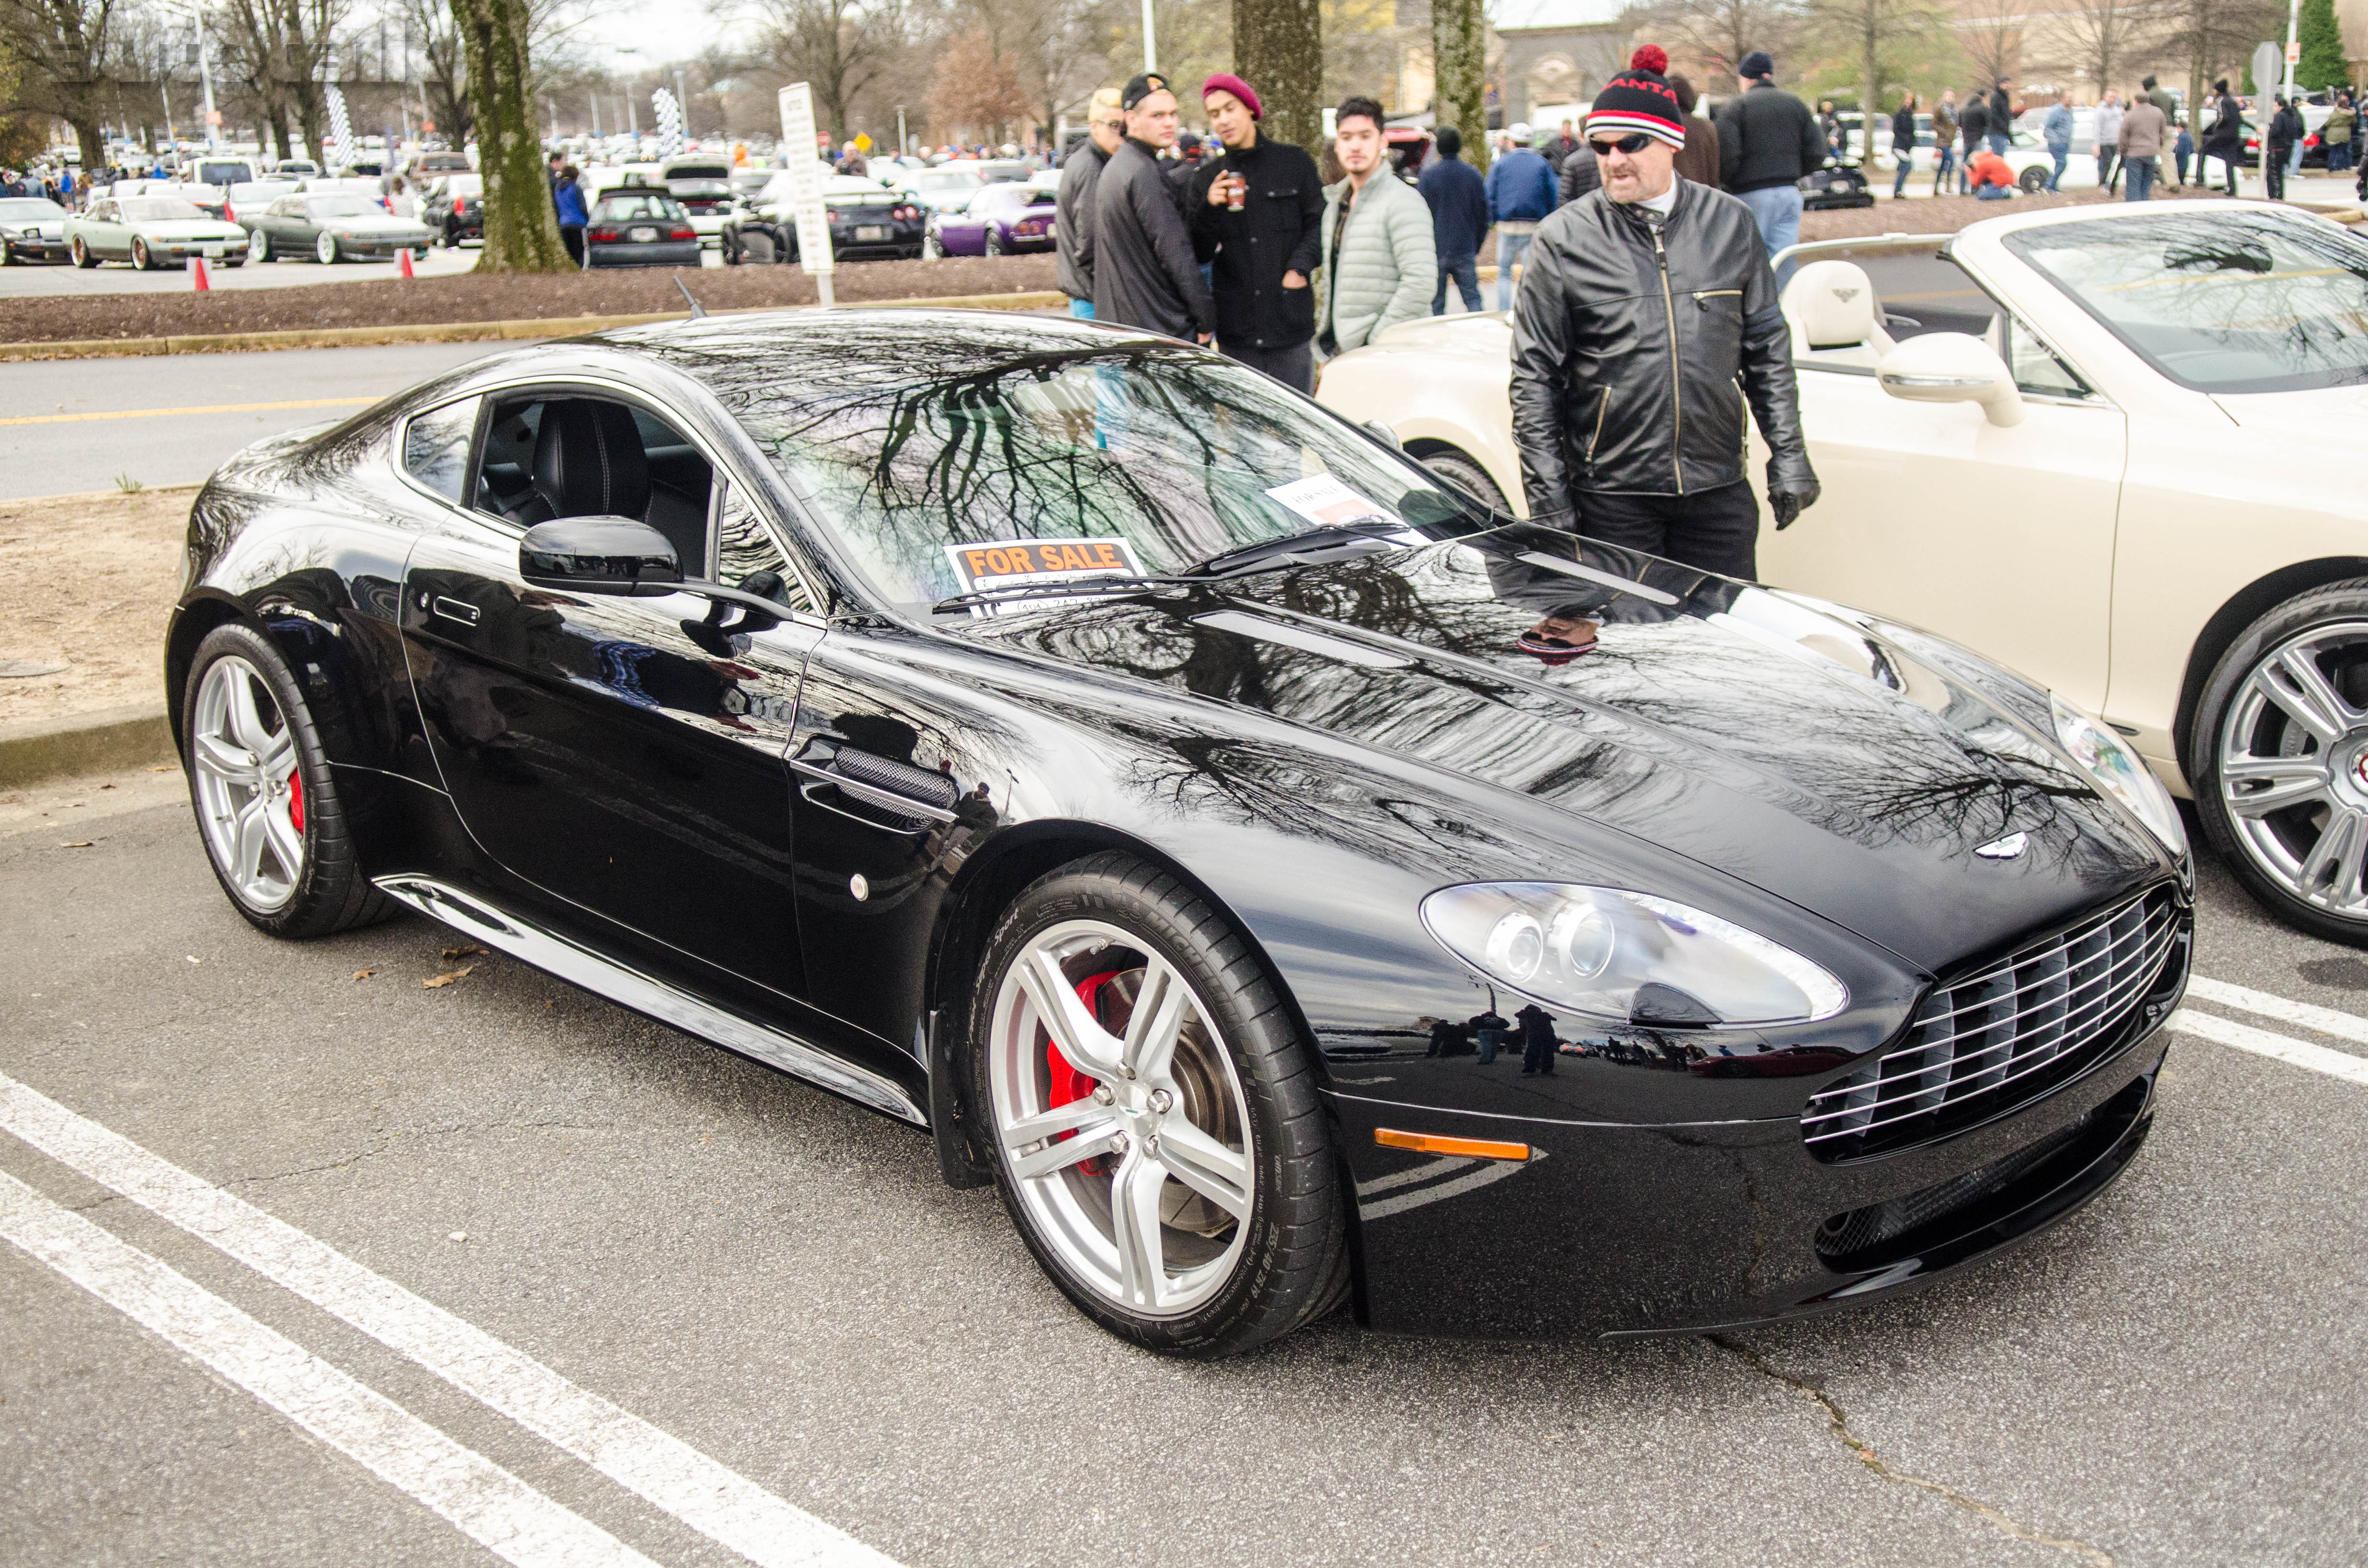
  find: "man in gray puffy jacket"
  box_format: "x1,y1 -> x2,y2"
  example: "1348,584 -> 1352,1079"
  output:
1315,95 -> 1434,358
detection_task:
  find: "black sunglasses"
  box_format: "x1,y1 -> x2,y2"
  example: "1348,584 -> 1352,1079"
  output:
1588,133 -> 1653,156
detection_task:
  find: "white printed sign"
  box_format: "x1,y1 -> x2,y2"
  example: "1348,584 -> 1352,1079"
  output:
777,84 -> 834,276
1263,474 -> 1403,531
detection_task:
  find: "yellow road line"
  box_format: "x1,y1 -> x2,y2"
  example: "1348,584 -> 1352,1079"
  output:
0,396 -> 374,428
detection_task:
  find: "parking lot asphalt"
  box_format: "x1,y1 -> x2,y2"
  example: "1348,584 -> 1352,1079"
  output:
2,773 -> 2363,1568
0,245 -> 729,298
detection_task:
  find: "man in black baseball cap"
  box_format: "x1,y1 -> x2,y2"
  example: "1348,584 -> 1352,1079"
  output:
1092,73 -> 1215,343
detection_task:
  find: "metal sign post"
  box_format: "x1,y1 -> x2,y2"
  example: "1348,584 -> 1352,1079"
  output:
2251,41 -> 2282,196
778,84 -> 836,308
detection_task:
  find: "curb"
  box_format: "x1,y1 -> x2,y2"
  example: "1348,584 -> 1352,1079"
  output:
0,703 -> 174,789
0,290 -> 1073,362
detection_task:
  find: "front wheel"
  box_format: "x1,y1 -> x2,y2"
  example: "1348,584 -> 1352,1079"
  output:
249,230 -> 272,262
70,236 -> 96,268
1420,449 -> 1510,513
182,623 -> 392,939
2194,579 -> 2368,946
131,236 -> 153,270
316,232 -> 339,264
2018,164 -> 2047,193
971,853 -> 1347,1357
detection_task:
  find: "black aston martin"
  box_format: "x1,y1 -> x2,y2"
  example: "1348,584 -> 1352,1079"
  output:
168,312 -> 2192,1356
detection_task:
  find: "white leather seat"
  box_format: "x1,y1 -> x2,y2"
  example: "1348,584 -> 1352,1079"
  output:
1781,261 -> 1895,367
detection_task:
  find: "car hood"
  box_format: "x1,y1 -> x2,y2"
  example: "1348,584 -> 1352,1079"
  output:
952,525 -> 2171,972
2213,380 -> 2368,441
132,221 -> 245,240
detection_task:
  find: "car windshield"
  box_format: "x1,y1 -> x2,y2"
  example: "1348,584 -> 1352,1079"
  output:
2006,213 -> 2368,393
229,183 -> 289,201
307,196 -> 378,217
119,198 -> 208,220
196,163 -> 252,185
0,198 -> 64,219
673,328 -> 1491,612
914,171 -> 981,190
978,162 -> 1028,183
597,194 -> 681,220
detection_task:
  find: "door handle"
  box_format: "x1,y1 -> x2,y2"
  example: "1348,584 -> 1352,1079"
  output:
789,743 -> 959,826
431,596 -> 482,626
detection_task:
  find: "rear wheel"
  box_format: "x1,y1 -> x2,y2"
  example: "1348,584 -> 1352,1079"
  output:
131,236 -> 153,270
742,230 -> 776,264
316,231 -> 339,264
971,853 -> 1347,1357
2195,581 -> 2368,947
2018,164 -> 2047,193
183,623 -> 392,940
1420,449 -> 1511,513
985,226 -> 1005,257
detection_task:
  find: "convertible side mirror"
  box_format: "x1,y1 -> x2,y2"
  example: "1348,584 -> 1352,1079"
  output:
519,517 -> 681,596
1875,332 -> 2025,427
1364,418 -> 1401,449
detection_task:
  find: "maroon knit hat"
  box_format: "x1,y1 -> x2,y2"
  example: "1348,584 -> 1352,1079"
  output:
1201,73 -> 1263,120
1586,46 -> 1686,148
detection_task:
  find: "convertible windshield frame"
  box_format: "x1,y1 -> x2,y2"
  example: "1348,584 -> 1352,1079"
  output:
2002,212 -> 2368,395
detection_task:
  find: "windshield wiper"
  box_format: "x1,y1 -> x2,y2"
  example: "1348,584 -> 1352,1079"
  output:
1183,521 -> 1411,579
931,573 -> 1192,614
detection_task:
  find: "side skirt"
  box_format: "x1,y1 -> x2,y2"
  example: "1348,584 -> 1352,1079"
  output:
372,874 -> 928,1127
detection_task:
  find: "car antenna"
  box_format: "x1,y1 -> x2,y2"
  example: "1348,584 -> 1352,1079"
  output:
673,275 -> 707,318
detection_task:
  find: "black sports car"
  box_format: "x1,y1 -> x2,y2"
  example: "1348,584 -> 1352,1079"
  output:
720,179 -> 925,264
167,312 -> 2191,1356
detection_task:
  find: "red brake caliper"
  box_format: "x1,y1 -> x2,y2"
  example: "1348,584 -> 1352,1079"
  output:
1047,971 -> 1124,1172
286,765 -> 304,834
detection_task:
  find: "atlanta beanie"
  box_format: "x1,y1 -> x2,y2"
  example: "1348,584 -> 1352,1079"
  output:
1585,46 -> 1686,150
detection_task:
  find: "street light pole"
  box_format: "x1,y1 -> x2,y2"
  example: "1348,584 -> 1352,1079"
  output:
676,67 -> 691,142
897,104 -> 907,155
1141,0 -> 1157,73
193,8 -> 220,152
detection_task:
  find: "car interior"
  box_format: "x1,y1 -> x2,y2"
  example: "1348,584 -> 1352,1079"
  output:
475,396 -> 715,574
1780,256 -> 2089,398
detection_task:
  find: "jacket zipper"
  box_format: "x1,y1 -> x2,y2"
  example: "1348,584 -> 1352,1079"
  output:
1585,387 -> 1610,465
1653,222 -> 1684,495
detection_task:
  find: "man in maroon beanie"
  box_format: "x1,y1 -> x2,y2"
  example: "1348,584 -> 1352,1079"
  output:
1510,45 -> 1816,581
1186,73 -> 1324,392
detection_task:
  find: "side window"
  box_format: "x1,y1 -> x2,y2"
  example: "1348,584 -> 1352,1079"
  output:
714,481 -> 815,613
1999,314 -> 2093,400
401,396 -> 478,502
467,392 -> 715,577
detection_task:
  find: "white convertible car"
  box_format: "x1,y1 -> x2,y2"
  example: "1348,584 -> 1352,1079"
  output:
1318,201 -> 2368,944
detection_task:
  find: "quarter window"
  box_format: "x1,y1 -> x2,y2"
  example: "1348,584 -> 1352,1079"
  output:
402,396 -> 479,502
715,481 -> 815,612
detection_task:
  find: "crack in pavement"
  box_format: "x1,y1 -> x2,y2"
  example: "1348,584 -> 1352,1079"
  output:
228,1119 -> 612,1188
1709,1335 -> 2115,1567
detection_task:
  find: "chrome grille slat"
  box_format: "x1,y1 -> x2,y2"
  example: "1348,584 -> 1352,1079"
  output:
1802,888 -> 2183,1159
1798,924 -> 2179,1120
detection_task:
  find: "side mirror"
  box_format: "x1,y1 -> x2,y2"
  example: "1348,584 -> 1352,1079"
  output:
1364,418 -> 1401,449
1875,331 -> 2025,427
519,517 -> 681,596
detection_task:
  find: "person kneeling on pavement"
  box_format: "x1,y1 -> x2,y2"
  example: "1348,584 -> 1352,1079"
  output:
1966,145 -> 2016,200
1508,47 -> 1817,582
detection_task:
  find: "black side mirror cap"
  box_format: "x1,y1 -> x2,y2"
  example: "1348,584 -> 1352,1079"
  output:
519,517 -> 680,597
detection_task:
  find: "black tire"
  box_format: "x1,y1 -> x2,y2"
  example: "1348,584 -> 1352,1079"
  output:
131,237 -> 153,270
1420,449 -> 1511,513
2018,164 -> 2047,193
182,622 -> 394,940
2192,579 -> 2368,947
743,230 -> 776,265
969,853 -> 1348,1357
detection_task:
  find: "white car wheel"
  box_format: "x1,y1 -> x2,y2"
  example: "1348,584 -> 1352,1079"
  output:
316,231 -> 339,264
249,230 -> 271,262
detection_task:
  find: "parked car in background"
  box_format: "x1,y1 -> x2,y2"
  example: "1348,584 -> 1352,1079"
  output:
724,174 -> 923,263
189,158 -> 258,191
404,150 -> 473,185
582,191 -> 701,268
898,165 -> 988,216
222,180 -> 300,227
425,173 -> 483,247
65,194 -> 248,269
657,154 -> 738,248
0,196 -> 71,264
1320,202 -> 2368,945
271,159 -> 321,178
924,180 -> 1056,257
245,193 -> 434,263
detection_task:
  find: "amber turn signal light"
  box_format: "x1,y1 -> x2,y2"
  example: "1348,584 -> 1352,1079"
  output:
1374,1128 -> 1531,1162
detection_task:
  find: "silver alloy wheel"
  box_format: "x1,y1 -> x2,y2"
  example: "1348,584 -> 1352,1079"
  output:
2218,621 -> 2368,920
987,919 -> 1256,1317
249,229 -> 269,261
317,231 -> 338,264
923,228 -> 943,259
190,655 -> 304,912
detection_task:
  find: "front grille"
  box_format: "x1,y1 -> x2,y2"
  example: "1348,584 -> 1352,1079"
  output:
1802,887 -> 2183,1161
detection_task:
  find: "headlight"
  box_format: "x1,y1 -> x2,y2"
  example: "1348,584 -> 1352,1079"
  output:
2051,693 -> 2186,857
1420,883 -> 1849,1027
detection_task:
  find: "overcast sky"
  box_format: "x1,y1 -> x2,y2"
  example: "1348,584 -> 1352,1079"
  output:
580,0 -> 737,70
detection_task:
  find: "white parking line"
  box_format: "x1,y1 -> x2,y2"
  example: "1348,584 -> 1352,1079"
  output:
0,1070 -> 901,1568
2169,1008 -> 2368,1087
0,1169 -> 658,1568
2187,976 -> 2368,1051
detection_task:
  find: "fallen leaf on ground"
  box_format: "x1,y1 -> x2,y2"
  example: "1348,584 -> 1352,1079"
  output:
423,965 -> 474,989
99,783 -> 114,791
148,766 -> 173,772
352,968 -> 375,981
59,841 -> 92,849
440,943 -> 489,962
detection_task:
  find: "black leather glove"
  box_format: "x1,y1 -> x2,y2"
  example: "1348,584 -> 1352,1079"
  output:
1769,478 -> 1820,530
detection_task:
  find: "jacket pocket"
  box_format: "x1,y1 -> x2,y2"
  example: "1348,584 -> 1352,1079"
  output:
1583,387 -> 1611,470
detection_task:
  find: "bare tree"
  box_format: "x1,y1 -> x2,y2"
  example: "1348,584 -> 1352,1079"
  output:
735,0 -> 906,143
448,0 -> 571,270
2044,0 -> 2170,100
213,0 -> 348,160
0,0 -> 127,172
1955,3 -> 2021,94
928,25 -> 1029,139
1805,0 -> 1949,160
2160,0 -> 2279,112
396,0 -> 597,148
1644,0 -> 1802,93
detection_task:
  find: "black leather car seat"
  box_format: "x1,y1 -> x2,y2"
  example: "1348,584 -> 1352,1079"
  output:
521,399 -> 652,530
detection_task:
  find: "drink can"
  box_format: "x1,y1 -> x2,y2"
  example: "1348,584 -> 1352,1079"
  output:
1227,175 -> 1245,211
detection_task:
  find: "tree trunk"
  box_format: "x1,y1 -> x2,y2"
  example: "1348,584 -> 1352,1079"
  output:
1431,0 -> 1489,171
449,0 -> 571,271
1862,18 -> 1878,166
1234,0 -> 1323,168
72,118 -> 106,177
270,106 -> 294,160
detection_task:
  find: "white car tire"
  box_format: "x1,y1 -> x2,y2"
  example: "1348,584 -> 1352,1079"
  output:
316,232 -> 339,265
249,230 -> 271,262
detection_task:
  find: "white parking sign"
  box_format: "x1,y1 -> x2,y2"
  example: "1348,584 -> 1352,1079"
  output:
777,83 -> 836,299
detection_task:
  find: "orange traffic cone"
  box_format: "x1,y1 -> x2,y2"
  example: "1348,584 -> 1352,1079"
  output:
398,246 -> 415,279
191,255 -> 210,292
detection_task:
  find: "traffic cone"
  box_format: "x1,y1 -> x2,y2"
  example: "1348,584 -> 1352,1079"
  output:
190,255 -> 210,292
398,246 -> 415,279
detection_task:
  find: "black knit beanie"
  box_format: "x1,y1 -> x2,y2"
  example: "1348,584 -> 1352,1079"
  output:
1586,47 -> 1686,149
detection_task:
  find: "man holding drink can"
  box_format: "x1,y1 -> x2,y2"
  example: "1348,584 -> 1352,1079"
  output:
1187,73 -> 1325,392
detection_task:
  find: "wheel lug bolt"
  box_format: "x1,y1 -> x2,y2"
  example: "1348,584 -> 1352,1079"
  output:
1112,1132 -> 1130,1152
1145,1135 -> 1160,1156
1092,1083 -> 1114,1105
1149,1089 -> 1172,1113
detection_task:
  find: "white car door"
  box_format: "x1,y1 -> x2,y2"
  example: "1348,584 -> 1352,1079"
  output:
1755,253 -> 2125,711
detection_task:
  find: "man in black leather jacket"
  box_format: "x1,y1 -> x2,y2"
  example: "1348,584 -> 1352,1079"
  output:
1510,49 -> 1817,581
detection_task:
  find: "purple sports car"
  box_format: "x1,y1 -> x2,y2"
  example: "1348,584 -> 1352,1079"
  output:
923,182 -> 1057,258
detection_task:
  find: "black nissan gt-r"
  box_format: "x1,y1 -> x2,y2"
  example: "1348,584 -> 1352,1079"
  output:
166,311 -> 2191,1357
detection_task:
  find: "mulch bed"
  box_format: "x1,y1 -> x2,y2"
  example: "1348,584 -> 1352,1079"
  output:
0,253 -> 1059,344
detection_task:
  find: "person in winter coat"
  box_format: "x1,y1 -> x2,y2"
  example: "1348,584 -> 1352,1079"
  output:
1511,47 -> 1816,580
1957,89 -> 1990,192
1515,1003 -> 1558,1077
1559,141 -> 1600,205
2265,96 -> 2305,202
1315,95 -> 1434,357
1989,80 -> 2015,153
2095,92 -> 2124,191
2118,92 -> 2166,201
1891,92 -> 1920,197
1485,128 -> 1557,308
1670,73 -> 1721,188
1186,73 -> 1323,390
1056,88 -> 1124,318
2321,93 -> 2356,175
1967,146 -> 2016,198
1713,49 -> 1827,276
2043,91 -> 2075,191
1091,73 -> 1216,342
1930,90 -> 1960,193
1417,124 -> 1490,314
553,168 -> 588,265
2201,80 -> 2244,196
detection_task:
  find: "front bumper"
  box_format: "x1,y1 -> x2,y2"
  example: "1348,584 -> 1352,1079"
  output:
5,236 -> 70,261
